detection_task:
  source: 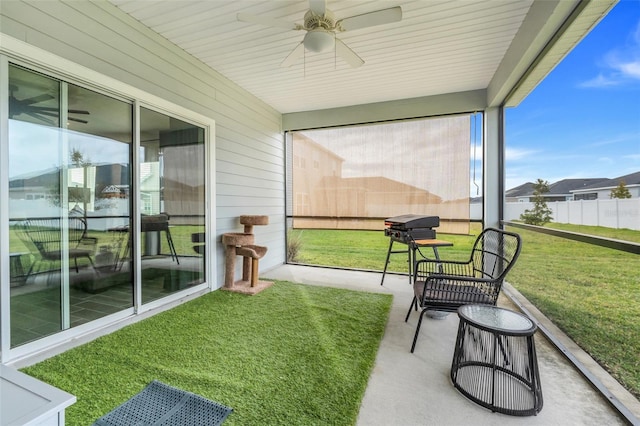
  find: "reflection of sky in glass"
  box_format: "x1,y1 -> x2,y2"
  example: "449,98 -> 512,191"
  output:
9,120 -> 129,179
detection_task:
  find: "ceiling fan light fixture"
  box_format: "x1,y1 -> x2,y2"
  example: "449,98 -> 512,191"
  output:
303,29 -> 334,52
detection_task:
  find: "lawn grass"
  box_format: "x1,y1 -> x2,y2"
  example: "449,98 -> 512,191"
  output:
289,225 -> 480,271
22,281 -> 392,426
504,225 -> 640,399
289,223 -> 640,398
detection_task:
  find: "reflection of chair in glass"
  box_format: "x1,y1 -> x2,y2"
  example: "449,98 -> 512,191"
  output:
141,213 -> 179,264
405,227 -> 522,353
191,232 -> 205,255
18,217 -> 98,278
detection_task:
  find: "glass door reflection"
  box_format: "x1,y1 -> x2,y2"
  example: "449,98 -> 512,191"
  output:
139,107 -> 205,304
8,64 -> 133,347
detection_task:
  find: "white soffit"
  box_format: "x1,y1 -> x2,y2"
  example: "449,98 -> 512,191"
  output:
505,0 -> 618,107
107,0 -> 612,114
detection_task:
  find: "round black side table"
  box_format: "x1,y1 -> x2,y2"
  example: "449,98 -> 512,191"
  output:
451,304 -> 543,416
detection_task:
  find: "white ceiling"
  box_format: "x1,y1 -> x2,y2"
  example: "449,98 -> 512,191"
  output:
107,0 -> 611,114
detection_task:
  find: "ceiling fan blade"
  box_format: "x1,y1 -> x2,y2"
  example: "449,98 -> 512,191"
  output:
22,94 -> 55,105
237,13 -> 299,30
19,105 -> 59,112
309,0 -> 326,16
30,109 -> 89,123
27,106 -> 91,117
68,117 -> 89,124
335,39 -> 364,68
29,110 -> 88,124
18,106 -> 90,115
281,42 -> 305,68
338,6 -> 402,32
25,112 -> 55,125
26,109 -> 60,119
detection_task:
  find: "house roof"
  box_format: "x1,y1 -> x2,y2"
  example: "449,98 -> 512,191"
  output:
107,0 -> 616,114
506,178 -> 609,197
505,182 -> 536,197
549,178 -> 609,195
574,171 -> 640,192
317,175 -> 443,203
505,173 -> 640,198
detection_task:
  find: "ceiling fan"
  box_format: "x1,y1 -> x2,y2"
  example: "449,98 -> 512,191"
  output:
237,0 -> 402,68
9,86 -> 90,125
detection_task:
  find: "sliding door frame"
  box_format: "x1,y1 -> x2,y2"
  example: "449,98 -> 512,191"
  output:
0,38 -> 216,364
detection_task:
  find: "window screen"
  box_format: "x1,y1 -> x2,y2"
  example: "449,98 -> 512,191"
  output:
288,115 -> 473,234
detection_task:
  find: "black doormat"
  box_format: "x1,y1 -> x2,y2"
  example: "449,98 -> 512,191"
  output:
92,380 -> 232,426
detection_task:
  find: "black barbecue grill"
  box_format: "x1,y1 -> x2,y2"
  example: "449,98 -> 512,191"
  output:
380,214 -> 442,285
384,214 -> 439,243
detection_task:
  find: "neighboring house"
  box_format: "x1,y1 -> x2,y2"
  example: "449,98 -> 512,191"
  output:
9,163 -> 129,216
572,171 -> 640,200
315,175 -> 442,213
548,179 -> 609,201
291,132 -> 451,229
506,179 -> 608,202
505,182 -> 536,202
291,133 -> 346,217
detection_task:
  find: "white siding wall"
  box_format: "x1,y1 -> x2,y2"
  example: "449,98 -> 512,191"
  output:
1,0 -> 285,285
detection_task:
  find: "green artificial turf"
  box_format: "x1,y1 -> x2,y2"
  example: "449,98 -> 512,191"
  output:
22,281 -> 392,426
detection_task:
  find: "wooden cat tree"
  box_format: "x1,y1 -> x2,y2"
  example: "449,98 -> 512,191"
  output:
221,215 -> 272,295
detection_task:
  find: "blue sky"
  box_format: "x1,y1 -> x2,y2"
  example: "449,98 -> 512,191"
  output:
505,0 -> 640,191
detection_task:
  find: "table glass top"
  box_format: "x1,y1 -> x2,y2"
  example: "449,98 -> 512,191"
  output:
459,305 -> 534,332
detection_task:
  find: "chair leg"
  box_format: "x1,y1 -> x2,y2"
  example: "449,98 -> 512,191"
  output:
405,296 -> 417,322
410,310 -> 427,353
86,255 -> 100,276
25,263 -> 35,280
165,229 -> 180,265
25,259 -> 38,279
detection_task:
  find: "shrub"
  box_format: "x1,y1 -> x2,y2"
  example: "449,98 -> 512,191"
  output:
287,229 -> 303,262
521,179 -> 553,226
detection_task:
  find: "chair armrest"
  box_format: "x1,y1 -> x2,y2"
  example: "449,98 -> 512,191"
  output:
416,258 -> 469,266
414,258 -> 474,278
78,236 -> 98,250
424,274 -> 495,285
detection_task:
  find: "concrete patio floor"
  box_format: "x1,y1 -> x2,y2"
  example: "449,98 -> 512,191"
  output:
263,264 -> 640,426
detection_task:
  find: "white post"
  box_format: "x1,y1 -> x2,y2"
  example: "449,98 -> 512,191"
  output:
483,107 -> 504,229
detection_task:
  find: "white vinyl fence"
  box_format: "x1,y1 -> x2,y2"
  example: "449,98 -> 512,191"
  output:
502,198 -> 640,230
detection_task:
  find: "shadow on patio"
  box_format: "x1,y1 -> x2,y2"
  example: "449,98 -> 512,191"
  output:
264,264 -> 640,426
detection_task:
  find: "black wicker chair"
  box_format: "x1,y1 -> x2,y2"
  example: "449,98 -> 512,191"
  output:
405,227 -> 522,353
18,217 -> 98,278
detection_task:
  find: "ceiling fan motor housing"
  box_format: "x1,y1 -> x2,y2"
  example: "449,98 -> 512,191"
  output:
303,9 -> 337,52
304,9 -> 336,31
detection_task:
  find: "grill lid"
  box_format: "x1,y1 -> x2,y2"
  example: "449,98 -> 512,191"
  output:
384,214 -> 439,229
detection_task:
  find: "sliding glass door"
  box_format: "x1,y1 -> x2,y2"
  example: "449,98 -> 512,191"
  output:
8,64 -> 133,346
4,62 -> 210,350
139,107 -> 206,304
